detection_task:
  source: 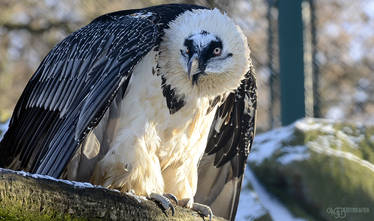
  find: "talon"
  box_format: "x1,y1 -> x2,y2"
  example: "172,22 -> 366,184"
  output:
149,193 -> 175,216
169,202 -> 175,216
192,203 -> 213,221
163,193 -> 178,204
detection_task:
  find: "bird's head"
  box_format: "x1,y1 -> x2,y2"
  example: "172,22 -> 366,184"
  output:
182,31 -> 231,85
159,8 -> 251,98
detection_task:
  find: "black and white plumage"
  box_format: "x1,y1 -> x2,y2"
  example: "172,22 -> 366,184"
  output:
0,4 -> 257,220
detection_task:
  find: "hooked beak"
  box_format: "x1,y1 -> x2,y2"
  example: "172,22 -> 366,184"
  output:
187,53 -> 206,86
187,53 -> 198,80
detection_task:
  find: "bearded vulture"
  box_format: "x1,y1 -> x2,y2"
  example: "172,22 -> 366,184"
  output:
0,4 -> 257,220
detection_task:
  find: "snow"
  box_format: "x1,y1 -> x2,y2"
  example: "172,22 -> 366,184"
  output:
240,118 -> 374,220
2,117 -> 371,220
0,168 -> 100,189
236,179 -> 268,221
0,168 -> 157,206
308,136 -> 374,173
336,130 -> 360,149
294,118 -> 374,170
248,119 -> 317,166
277,145 -> 310,165
237,167 -> 306,221
296,118 -> 364,150
295,118 -> 336,134
239,121 -> 312,220
248,124 -> 294,165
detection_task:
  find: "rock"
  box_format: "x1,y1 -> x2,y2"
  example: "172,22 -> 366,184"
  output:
248,118 -> 374,221
236,177 -> 272,221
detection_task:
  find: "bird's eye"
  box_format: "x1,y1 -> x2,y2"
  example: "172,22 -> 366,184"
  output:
213,47 -> 222,56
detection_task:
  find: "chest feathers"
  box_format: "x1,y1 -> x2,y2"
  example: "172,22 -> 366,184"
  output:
116,50 -> 217,171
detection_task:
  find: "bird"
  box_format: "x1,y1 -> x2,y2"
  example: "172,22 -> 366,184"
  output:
0,4 -> 257,220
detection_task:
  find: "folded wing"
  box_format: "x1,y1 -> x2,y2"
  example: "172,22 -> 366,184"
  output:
0,11 -> 160,177
196,65 -> 257,220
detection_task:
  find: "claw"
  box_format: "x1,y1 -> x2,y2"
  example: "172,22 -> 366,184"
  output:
149,193 -> 175,216
192,203 -> 213,221
163,193 -> 178,204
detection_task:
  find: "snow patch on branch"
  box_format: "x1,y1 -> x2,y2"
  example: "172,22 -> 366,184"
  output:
0,168 -> 107,189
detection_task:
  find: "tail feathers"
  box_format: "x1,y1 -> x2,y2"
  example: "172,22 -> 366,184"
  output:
196,153 -> 244,220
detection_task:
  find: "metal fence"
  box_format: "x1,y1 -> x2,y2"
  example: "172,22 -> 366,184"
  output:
232,0 -> 374,131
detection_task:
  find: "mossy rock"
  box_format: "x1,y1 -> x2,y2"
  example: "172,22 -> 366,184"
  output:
249,118 -> 374,221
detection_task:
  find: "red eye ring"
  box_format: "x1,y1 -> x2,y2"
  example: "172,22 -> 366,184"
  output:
213,47 -> 221,56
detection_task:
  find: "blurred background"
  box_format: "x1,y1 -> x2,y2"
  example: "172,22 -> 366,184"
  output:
0,0 -> 373,221
0,0 -> 373,130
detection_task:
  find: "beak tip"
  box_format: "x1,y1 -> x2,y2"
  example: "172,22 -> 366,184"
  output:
187,53 -> 198,80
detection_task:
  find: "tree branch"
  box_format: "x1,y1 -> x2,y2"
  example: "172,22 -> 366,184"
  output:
0,168 -> 225,220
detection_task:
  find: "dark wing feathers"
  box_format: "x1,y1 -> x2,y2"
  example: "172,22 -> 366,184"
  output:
0,3 -> 253,220
206,67 -> 257,176
0,9 -> 164,176
196,65 -> 257,220
0,4 -> 207,177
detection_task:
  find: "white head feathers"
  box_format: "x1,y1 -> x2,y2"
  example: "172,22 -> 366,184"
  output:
158,8 -> 251,99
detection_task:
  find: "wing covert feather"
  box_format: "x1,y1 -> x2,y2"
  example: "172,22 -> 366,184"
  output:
197,64 -> 257,220
0,11 -> 160,177
0,4 -> 207,177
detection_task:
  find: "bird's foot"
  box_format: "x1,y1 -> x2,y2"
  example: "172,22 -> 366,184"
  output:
149,193 -> 175,216
193,203 -> 213,221
178,199 -> 213,221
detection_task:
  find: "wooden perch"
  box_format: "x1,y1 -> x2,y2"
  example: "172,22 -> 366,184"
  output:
0,168 -> 225,220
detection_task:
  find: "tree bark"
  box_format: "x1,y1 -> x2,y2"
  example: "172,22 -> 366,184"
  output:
0,168 -> 225,221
